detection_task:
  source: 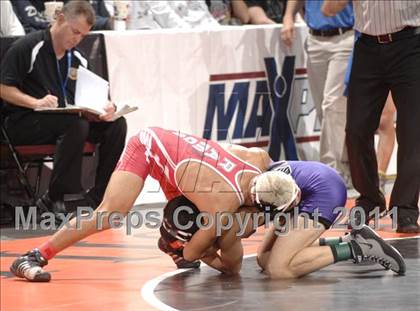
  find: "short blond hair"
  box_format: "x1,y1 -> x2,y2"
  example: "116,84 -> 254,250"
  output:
255,171 -> 299,211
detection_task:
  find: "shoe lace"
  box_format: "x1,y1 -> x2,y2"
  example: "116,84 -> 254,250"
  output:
364,255 -> 391,269
33,250 -> 48,266
16,260 -> 33,276
15,254 -> 44,276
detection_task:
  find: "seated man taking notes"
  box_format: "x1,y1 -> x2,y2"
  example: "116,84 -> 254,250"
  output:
0,0 -> 127,212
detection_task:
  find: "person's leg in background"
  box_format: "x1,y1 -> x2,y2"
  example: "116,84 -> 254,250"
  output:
305,35 -> 330,165
376,93 -> 396,193
85,117 -> 127,206
386,34 -> 420,233
5,113 -> 90,212
48,117 -> 89,202
306,34 -> 328,130
346,38 -> 389,220
317,31 -> 354,185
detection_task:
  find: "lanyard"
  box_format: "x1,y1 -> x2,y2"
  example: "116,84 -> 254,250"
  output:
56,51 -> 72,106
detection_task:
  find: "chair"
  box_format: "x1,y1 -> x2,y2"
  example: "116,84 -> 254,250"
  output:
0,120 -> 96,205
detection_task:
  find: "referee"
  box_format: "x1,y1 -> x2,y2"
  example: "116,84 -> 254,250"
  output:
323,0 -> 420,233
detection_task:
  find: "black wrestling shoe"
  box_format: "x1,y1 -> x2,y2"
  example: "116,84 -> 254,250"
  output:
65,191 -> 99,213
348,225 -> 406,275
37,191 -> 67,214
10,249 -> 51,282
37,191 -> 73,226
396,216 -> 420,233
158,237 -> 200,269
397,223 -> 420,233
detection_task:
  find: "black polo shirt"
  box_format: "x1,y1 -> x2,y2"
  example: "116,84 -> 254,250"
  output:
0,28 -> 88,119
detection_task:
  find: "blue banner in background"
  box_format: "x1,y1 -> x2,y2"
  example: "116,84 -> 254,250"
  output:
203,56 -> 298,161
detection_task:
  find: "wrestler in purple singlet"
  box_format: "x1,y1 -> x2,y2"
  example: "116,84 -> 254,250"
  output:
269,161 -> 347,228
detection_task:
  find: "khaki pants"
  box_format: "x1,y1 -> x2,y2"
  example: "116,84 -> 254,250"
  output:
305,30 -> 354,179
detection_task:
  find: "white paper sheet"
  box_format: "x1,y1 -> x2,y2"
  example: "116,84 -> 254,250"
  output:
75,66 -> 109,113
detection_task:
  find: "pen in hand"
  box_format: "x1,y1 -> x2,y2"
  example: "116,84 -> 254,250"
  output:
37,89 -> 59,108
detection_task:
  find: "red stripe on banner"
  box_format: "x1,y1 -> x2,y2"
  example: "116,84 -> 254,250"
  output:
295,135 -> 320,143
238,141 -> 269,148
295,68 -> 307,75
210,72 -> 266,81
235,136 -> 319,147
210,69 -> 307,81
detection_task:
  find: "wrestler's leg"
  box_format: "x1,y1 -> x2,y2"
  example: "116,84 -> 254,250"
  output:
259,216 -> 406,278
10,171 -> 143,282
258,216 -> 332,278
45,171 -> 143,255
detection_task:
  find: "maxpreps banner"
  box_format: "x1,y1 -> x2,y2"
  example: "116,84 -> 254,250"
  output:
104,25 -> 320,203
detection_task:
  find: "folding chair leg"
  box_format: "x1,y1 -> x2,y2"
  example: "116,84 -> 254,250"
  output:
6,144 -> 37,205
15,169 -> 36,205
34,162 -> 43,198
1,124 -> 37,205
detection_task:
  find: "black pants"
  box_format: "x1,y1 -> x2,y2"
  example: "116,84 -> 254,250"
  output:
5,113 -> 127,202
346,33 -> 420,225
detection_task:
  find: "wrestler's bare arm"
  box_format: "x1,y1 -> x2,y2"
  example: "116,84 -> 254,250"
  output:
183,217 -> 218,262
200,218 -> 244,275
217,217 -> 243,274
183,196 -> 238,262
183,210 -> 231,262
187,209 -> 257,273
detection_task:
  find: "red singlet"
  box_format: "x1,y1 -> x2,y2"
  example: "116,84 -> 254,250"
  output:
116,127 -> 262,204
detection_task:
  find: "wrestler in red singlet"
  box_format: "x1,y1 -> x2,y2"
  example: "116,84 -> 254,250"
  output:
116,127 -> 261,203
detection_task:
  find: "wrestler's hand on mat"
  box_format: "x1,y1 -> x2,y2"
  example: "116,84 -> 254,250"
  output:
200,243 -> 241,275
160,237 -> 184,257
200,249 -> 227,273
200,245 -> 219,259
158,237 -> 200,269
